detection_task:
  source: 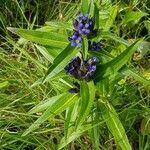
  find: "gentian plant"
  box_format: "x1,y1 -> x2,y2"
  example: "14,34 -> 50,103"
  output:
8,0 -> 150,149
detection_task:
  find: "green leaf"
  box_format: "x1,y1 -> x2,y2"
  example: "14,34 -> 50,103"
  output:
81,0 -> 89,14
88,110 -> 100,150
89,0 -> 94,16
96,78 -> 109,97
100,31 -> 129,46
94,3 -> 99,29
7,27 -> 68,48
89,126 -> 100,150
43,44 -> 78,83
22,93 -> 78,136
95,40 -> 143,81
35,45 -> 54,63
76,81 -> 95,129
31,71 -> 68,87
98,99 -> 131,150
64,106 -> 75,140
123,11 -> 148,25
45,21 -> 72,31
64,100 -> 79,140
104,5 -> 118,31
90,50 -> 113,63
29,94 -> 64,114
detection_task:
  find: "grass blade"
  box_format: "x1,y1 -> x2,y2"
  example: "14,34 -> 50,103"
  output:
22,93 -> 78,136
0,81 -> 9,89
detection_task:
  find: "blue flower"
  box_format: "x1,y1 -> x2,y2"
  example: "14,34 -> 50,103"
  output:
64,56 -> 98,80
73,14 -> 95,36
69,13 -> 96,47
68,31 -> 82,48
88,41 -> 101,51
64,56 -> 81,76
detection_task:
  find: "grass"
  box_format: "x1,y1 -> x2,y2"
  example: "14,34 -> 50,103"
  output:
0,0 -> 150,149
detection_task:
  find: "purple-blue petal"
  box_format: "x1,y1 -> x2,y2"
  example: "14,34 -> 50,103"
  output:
85,23 -> 90,28
71,41 -> 77,47
78,23 -> 84,29
77,43 -> 82,48
89,65 -> 96,72
78,30 -> 83,34
77,36 -> 82,42
71,34 -> 77,40
85,29 -> 90,34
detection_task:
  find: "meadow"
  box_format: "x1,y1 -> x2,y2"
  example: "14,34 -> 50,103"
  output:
0,0 -> 150,149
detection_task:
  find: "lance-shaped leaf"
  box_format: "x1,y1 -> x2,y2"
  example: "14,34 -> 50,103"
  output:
35,45 -> 55,63
81,0 -> 89,14
98,99 -> 132,150
100,31 -> 129,46
43,44 -> 78,83
7,27 -> 68,48
22,93 -> 78,136
94,3 -> 99,29
88,109 -> 100,150
89,0 -> 94,16
95,40 -> 143,81
29,94 -> 64,114
45,21 -> 72,31
76,81 -> 95,129
103,5 -> 118,31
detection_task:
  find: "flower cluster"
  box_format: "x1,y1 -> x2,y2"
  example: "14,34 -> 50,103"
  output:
88,41 -> 101,51
73,14 -> 95,35
65,13 -> 101,90
68,31 -> 82,47
64,56 -> 98,80
68,14 -> 95,48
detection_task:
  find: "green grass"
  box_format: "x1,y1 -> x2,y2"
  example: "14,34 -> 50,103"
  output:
0,0 -> 150,149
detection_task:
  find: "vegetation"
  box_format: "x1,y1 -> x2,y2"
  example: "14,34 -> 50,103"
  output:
0,0 -> 150,149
